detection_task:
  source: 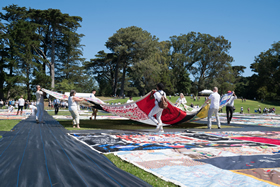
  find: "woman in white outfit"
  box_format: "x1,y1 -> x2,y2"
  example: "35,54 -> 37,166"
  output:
68,90 -> 84,128
175,93 -> 187,111
148,83 -> 166,132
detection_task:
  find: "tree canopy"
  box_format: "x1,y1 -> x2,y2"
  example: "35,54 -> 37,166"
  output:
1,4 -> 279,102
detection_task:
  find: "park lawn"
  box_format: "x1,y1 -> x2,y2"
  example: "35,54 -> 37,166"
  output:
106,154 -> 177,187
0,120 -> 21,131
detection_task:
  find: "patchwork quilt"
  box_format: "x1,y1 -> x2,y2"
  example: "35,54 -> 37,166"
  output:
70,131 -> 280,186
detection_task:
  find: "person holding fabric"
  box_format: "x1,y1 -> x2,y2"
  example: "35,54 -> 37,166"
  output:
53,98 -> 60,115
36,85 -> 46,124
204,87 -> 221,129
175,93 -> 187,111
226,91 -> 237,125
89,89 -> 98,120
68,90 -> 84,128
148,83 -> 166,133
17,95 -> 25,115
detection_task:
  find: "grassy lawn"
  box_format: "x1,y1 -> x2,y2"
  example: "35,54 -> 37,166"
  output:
0,120 -> 21,131
106,154 -> 178,187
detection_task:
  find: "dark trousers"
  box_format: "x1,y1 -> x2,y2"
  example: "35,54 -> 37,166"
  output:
226,106 -> 234,124
54,104 -> 59,115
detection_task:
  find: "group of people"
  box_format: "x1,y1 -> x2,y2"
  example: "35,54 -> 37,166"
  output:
31,82 -> 277,133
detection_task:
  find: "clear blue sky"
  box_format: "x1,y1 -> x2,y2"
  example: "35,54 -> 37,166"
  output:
1,0 -> 280,77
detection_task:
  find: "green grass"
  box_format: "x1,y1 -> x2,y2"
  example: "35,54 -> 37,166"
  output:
0,120 -> 21,131
106,154 -> 178,187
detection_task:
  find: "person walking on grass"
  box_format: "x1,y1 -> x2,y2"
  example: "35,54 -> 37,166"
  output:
205,87 -> 221,129
148,83 -> 166,133
226,91 -> 237,125
53,98 -> 60,115
36,85 -> 46,124
89,89 -> 98,120
17,95 -> 25,115
68,90 -> 85,128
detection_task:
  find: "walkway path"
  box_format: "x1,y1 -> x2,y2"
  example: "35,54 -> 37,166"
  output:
0,112 -> 151,187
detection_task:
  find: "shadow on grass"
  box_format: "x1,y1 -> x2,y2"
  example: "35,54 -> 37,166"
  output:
58,119 -> 236,131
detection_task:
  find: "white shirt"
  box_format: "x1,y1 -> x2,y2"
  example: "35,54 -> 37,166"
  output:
36,91 -> 44,104
68,96 -> 78,111
154,90 -> 166,105
208,92 -> 220,109
226,95 -> 237,107
90,93 -> 95,98
8,105 -> 14,112
18,98 -> 25,106
176,97 -> 187,105
127,99 -> 134,103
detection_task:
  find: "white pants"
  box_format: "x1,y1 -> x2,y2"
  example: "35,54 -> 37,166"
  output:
148,104 -> 163,126
69,109 -> 79,125
208,108 -> 220,128
36,103 -> 44,122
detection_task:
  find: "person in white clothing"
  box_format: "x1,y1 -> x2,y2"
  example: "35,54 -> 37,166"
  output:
126,97 -> 134,103
8,104 -> 14,112
226,91 -> 237,124
17,95 -> 25,115
148,83 -> 166,132
36,85 -> 46,124
205,87 -> 221,129
68,90 -> 85,128
175,93 -> 187,111
90,89 -> 98,120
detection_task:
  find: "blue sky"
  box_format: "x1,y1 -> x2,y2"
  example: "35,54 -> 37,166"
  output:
1,0 -> 280,77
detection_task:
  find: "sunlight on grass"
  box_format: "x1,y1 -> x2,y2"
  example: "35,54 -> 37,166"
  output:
106,154 -> 178,187
0,120 -> 21,131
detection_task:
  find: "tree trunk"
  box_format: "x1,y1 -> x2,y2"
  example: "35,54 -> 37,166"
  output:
51,26 -> 55,89
120,64 -> 126,98
0,58 -> 4,100
113,55 -> 121,96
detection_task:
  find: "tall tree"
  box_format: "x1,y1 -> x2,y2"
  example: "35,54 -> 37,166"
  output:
105,26 -> 158,97
250,41 -> 280,100
169,32 -> 233,93
85,51 -> 118,96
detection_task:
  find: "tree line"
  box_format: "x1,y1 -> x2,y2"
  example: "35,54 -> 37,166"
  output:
1,5 -> 279,101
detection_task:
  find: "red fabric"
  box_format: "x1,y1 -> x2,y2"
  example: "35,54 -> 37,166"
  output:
231,137 -> 280,145
136,93 -> 187,125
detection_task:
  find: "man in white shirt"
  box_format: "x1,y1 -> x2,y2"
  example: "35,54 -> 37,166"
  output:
126,97 -> 134,103
205,87 -> 221,129
226,91 -> 237,124
17,95 -> 25,115
36,85 -> 45,124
